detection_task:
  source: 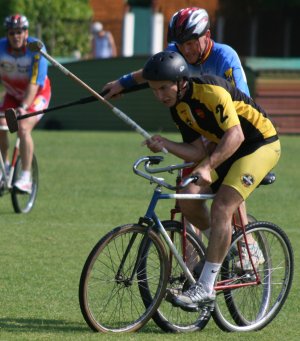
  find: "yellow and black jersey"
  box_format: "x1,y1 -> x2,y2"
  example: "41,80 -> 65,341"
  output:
171,76 -> 278,145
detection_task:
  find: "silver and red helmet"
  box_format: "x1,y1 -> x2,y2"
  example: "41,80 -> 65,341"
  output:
167,8 -> 210,44
4,14 -> 29,30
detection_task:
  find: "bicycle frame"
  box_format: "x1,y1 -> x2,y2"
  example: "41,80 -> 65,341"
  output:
131,156 -> 263,293
80,155 -> 292,333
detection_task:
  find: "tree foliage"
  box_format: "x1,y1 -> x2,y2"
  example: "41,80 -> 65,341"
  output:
0,0 -> 93,57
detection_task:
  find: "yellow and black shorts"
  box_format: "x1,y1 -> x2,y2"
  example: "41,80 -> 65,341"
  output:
210,136 -> 281,200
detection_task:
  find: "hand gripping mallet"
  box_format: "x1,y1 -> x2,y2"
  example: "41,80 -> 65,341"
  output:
26,40 -> 168,154
5,92 -> 108,133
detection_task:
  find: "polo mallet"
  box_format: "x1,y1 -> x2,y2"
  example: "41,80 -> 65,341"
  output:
27,40 -> 167,154
5,83 -> 148,133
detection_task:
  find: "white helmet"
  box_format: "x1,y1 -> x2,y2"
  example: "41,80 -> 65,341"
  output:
167,8 -> 210,44
92,22 -> 103,34
4,14 -> 29,30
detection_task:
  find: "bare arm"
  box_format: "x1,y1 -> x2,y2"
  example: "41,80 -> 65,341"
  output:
145,135 -> 207,163
192,125 -> 245,185
209,124 -> 244,169
20,83 -> 40,109
102,69 -> 145,99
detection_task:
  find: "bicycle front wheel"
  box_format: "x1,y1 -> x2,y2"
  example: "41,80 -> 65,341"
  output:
79,223 -> 168,333
139,220 -> 211,333
213,221 -> 294,332
11,154 -> 39,213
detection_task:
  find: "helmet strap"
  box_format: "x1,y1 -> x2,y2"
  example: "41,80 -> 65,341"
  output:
176,80 -> 187,103
194,34 -> 211,65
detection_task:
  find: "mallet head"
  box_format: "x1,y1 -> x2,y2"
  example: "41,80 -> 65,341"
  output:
5,108 -> 18,133
28,40 -> 44,52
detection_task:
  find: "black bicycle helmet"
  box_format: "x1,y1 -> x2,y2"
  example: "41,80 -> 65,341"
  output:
143,51 -> 189,82
4,14 -> 29,30
167,7 -> 210,44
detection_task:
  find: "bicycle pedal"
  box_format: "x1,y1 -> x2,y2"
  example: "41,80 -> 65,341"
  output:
206,303 -> 215,312
171,302 -> 200,312
165,288 -> 183,304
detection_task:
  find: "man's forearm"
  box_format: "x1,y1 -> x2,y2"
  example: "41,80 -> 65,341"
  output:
21,83 -> 39,107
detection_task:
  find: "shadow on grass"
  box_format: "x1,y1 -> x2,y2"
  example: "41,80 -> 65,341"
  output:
0,317 -> 88,333
0,317 -> 164,334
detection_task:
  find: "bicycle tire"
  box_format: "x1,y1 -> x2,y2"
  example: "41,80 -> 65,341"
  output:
213,221 -> 294,332
223,228 -> 272,327
11,154 -> 39,213
139,220 -> 211,333
79,223 -> 169,333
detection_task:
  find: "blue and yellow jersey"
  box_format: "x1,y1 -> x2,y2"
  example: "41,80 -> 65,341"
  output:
171,76 -> 277,145
167,40 -> 250,97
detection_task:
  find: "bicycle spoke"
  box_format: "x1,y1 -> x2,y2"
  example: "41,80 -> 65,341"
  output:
213,222 -> 293,332
79,224 -> 167,332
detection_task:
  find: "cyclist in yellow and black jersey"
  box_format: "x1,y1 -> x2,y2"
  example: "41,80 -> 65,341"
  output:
142,51 -> 280,311
172,75 -> 277,145
170,75 -> 278,197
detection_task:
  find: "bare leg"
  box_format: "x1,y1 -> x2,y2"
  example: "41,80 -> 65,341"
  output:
206,185 -> 244,263
0,129 -> 9,164
178,182 -> 211,231
17,116 -> 36,172
235,200 -> 258,244
172,185 -> 244,308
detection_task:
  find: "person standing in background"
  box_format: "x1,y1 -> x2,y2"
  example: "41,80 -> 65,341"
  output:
91,21 -> 117,59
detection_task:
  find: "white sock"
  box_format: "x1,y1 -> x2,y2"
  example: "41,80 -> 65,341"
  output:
20,170 -> 31,182
198,261 -> 221,294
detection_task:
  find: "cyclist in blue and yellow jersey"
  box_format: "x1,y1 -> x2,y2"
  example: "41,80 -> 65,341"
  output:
166,7 -> 249,96
142,50 -> 281,311
103,7 -> 249,97
0,14 -> 51,193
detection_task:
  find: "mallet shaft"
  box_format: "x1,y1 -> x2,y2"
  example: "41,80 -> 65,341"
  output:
34,43 -> 167,154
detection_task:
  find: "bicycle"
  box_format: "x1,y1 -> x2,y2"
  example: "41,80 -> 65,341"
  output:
0,119 -> 38,213
79,155 -> 294,333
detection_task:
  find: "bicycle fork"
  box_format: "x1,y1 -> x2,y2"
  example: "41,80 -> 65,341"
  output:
142,186 -> 196,285
116,186 -> 196,287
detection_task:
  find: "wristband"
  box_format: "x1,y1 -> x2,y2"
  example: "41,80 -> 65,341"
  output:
118,73 -> 138,89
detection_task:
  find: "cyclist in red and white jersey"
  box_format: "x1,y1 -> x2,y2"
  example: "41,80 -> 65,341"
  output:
0,14 -> 51,193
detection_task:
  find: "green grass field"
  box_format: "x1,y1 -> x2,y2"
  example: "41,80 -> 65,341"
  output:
0,131 -> 299,341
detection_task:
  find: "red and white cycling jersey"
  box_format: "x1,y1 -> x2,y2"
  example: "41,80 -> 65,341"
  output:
0,36 -> 51,111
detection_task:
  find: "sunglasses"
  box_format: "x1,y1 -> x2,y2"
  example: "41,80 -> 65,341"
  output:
8,30 -> 24,36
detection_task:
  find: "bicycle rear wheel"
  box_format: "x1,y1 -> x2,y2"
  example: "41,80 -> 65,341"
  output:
11,154 -> 38,213
213,221 -> 294,332
79,224 -> 168,333
139,220 -> 211,333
